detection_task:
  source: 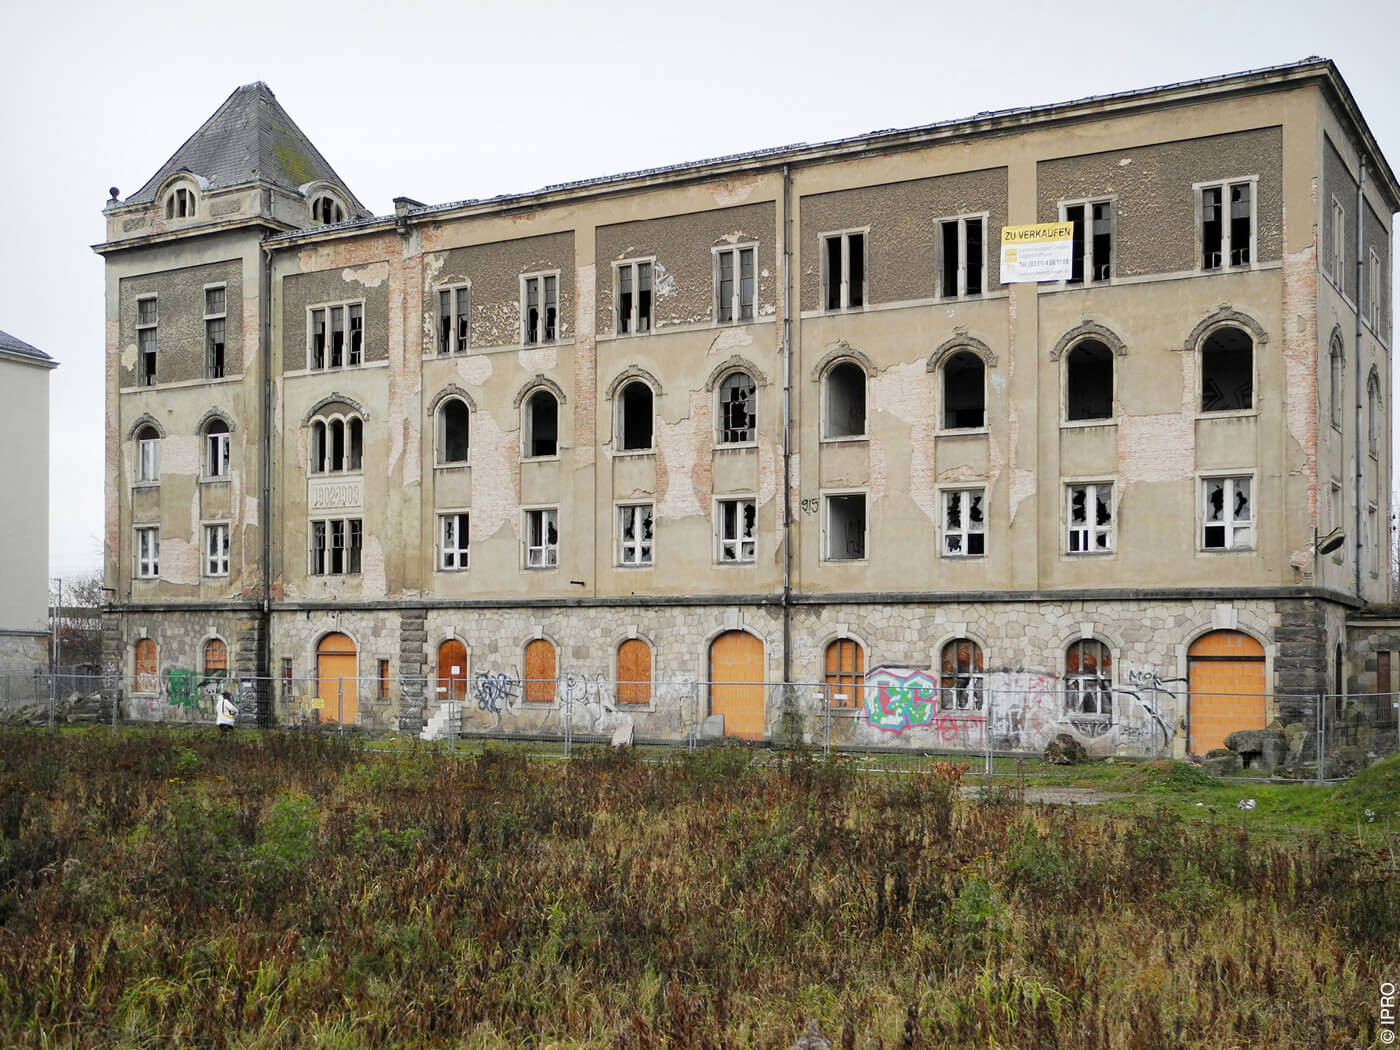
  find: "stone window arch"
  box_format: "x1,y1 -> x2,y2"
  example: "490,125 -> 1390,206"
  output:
309,408 -> 364,474
1065,638 -> 1112,715
437,397 -> 470,465
824,637 -> 865,708
1329,330 -> 1345,430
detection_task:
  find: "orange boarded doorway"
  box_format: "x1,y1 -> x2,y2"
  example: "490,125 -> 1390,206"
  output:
1188,630 -> 1266,755
709,631 -> 765,739
316,632 -> 359,725
437,639 -> 469,704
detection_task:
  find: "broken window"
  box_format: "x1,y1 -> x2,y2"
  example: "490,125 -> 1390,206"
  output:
1370,505 -> 1380,576
616,260 -> 653,335
823,231 -> 866,310
718,498 -> 756,563
136,296 -> 157,386
309,302 -> 364,370
1062,200 -> 1113,284
1200,326 -> 1252,411
823,361 -> 866,438
135,526 -> 159,579
939,638 -> 984,711
1368,372 -> 1381,456
522,273 -> 559,345
204,523 -> 229,577
1065,340 -> 1113,421
618,381 -> 653,452
942,350 -> 986,429
1370,248 -> 1383,331
204,419 -> 230,479
1067,482 -> 1113,553
439,398 -> 469,464
1201,180 -> 1253,270
942,488 -> 985,557
525,508 -> 559,569
1330,334 -> 1345,430
311,194 -> 345,225
309,413 -> 362,473
938,216 -> 985,297
825,493 -> 867,560
164,186 -> 195,220
1065,639 -> 1112,716
135,426 -> 160,483
439,511 -> 469,570
437,285 -> 469,354
309,517 -> 362,576
1331,198 -> 1347,281
205,286 -> 226,380
524,390 -> 559,457
718,371 -> 756,443
618,503 -> 654,566
716,245 -> 756,323
1202,476 -> 1253,551
825,638 -> 865,708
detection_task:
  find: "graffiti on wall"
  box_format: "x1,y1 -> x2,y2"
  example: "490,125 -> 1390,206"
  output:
864,669 -> 987,742
473,671 -> 519,716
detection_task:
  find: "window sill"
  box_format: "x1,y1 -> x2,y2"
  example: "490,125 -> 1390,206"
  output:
436,566 -> 470,573
1195,409 -> 1258,421
132,481 -> 160,490
715,441 -> 758,451
1061,418 -> 1116,430
820,434 -> 868,445
1063,550 -> 1115,558
822,558 -> 870,566
937,427 -> 989,437
434,461 -> 471,470
616,563 -> 654,571
715,559 -> 757,567
523,564 -> 559,573
941,553 -> 986,560
1199,546 -> 1255,554
613,449 -> 656,458
521,454 -> 561,463
309,469 -> 366,477
200,476 -> 232,485
932,293 -> 990,304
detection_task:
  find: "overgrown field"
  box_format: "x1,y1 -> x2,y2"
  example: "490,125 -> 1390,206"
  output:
0,731 -> 1396,1049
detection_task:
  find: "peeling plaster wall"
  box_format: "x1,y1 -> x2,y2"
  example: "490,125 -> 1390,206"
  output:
281,263 -> 392,371
118,259 -> 243,386
1322,136 -> 1359,300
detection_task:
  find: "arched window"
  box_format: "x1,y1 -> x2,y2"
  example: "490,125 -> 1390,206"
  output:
1367,370 -> 1381,456
439,398 -> 470,464
1201,326 -> 1253,411
718,371 -> 756,444
204,418 -> 230,478
1065,340 -> 1113,421
618,381 -> 654,452
939,638 -> 983,711
163,186 -> 196,220
134,638 -> 158,693
523,639 -> 556,703
1065,639 -> 1111,715
617,638 -> 652,706
943,351 -> 986,429
524,390 -> 558,458
824,638 -> 865,708
823,361 -> 866,438
135,425 -> 160,483
309,412 -> 363,473
311,194 -> 346,225
203,638 -> 228,679
1329,334 -> 1345,430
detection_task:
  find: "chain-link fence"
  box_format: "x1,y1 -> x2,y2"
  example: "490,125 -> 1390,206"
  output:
2,667 -> 1397,779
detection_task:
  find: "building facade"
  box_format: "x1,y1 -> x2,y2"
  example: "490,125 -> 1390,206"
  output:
0,330 -> 57,678
97,61 -> 1397,756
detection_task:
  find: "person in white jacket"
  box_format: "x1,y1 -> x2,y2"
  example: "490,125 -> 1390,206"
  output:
216,690 -> 239,733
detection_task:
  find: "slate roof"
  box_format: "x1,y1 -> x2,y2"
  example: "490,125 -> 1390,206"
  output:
125,82 -> 369,216
0,329 -> 57,367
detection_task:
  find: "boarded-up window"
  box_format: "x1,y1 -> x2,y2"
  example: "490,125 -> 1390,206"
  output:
825,638 -> 865,708
939,639 -> 984,711
524,639 -> 556,703
135,638 -> 158,692
378,659 -> 391,701
618,639 -> 652,705
203,638 -> 228,678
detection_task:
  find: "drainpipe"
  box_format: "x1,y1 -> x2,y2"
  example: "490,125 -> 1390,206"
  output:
1354,158 -> 1367,601
780,165 -> 794,684
260,240 -> 274,719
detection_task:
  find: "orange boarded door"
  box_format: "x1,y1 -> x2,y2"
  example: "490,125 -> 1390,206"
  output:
316,633 -> 359,725
618,639 -> 652,706
437,639 -> 469,703
709,631 -> 765,739
1188,630 -> 1266,755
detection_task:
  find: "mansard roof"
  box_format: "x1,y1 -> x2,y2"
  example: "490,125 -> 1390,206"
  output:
0,329 -> 57,368
124,82 -> 369,216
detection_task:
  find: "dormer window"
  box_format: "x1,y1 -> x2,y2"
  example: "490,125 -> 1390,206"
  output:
164,186 -> 196,220
311,195 -> 346,225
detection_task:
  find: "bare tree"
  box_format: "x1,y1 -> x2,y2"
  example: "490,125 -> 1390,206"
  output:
53,569 -> 105,672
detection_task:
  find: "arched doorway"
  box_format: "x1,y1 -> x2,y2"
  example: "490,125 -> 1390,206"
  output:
1188,630 -> 1265,754
437,639 -> 469,704
316,632 -> 358,725
709,631 -> 765,739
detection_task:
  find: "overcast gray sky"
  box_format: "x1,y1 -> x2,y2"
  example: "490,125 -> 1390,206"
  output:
2,0 -> 1398,579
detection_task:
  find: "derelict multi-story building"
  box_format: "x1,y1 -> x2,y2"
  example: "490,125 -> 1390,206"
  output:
96,59 -> 1396,756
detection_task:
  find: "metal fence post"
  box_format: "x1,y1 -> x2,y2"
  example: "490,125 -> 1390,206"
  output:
984,687 -> 994,778
1316,691 -> 1326,784
338,678 -> 344,738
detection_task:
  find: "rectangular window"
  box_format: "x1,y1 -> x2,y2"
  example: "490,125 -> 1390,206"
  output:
204,285 -> 226,379
525,508 -> 558,569
942,488 -> 986,557
522,273 -> 559,345
439,512 -> 470,570
1202,476 -> 1253,551
616,260 -> 653,335
437,285 -> 470,354
715,245 -> 756,323
206,431 -> 230,479
204,522 -> 230,576
378,660 -> 391,701
1369,248 -> 1383,330
135,526 -> 159,578
1332,198 -> 1347,282
1369,505 -> 1380,577
825,493 -> 867,561
1062,200 -> 1112,284
822,231 -> 866,311
718,498 -> 756,563
1066,482 -> 1113,553
937,216 -> 985,297
137,435 -> 160,483
1330,481 -> 1344,533
309,302 -> 365,370
1200,179 -> 1254,270
136,296 -> 157,386
281,658 -> 293,696
618,503 -> 654,566
309,517 -> 362,576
